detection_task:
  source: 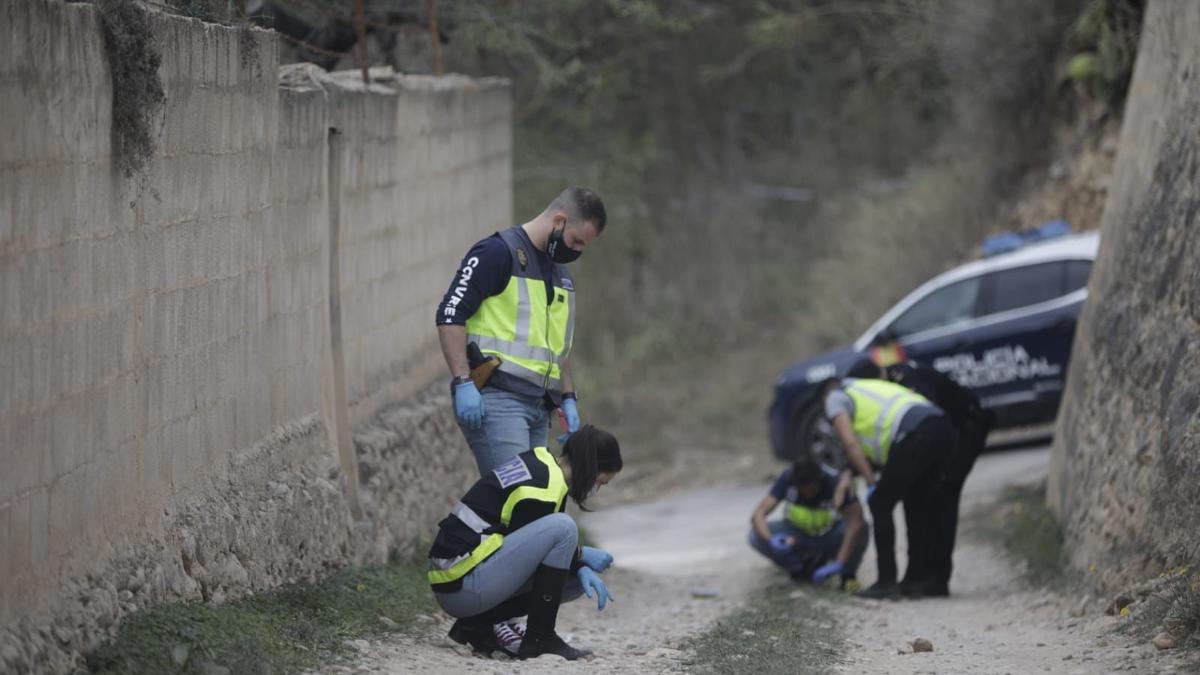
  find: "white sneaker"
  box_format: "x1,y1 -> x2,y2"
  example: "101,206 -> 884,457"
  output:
493,622 -> 523,655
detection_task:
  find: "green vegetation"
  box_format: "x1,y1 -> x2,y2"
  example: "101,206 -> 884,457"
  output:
82,556 -> 436,675
96,0 -> 166,178
1065,0 -> 1145,108
991,482 -> 1067,586
1117,567 -> 1200,662
683,580 -> 844,675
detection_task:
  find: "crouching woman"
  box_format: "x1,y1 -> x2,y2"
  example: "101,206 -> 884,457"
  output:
428,424 -> 623,660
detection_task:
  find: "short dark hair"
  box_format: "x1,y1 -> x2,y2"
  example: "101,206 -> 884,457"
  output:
846,358 -> 883,379
561,424 -> 622,509
547,186 -> 607,232
791,457 -> 825,486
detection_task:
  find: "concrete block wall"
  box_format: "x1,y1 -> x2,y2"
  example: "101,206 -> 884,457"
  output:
1047,0 -> 1200,590
0,2 -> 511,673
325,71 -> 512,420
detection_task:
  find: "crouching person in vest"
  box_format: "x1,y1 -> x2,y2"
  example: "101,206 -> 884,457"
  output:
428,425 -> 622,660
748,458 -> 869,589
435,187 -> 607,475
819,377 -> 957,600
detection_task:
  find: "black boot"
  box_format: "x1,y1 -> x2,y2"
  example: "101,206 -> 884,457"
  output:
447,617 -> 501,655
516,565 -> 591,661
854,580 -> 901,600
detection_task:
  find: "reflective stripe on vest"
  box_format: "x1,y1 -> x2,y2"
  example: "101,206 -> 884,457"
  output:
844,379 -> 930,465
785,503 -> 838,536
427,533 -> 504,585
427,447 -> 567,586
500,447 -> 568,527
465,230 -> 575,391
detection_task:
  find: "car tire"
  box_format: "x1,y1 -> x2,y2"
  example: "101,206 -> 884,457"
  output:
788,400 -> 845,469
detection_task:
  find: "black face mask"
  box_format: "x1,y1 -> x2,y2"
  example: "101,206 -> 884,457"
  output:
547,226 -> 582,264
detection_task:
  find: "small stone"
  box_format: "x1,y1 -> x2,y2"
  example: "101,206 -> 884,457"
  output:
1152,632 -> 1177,650
690,587 -> 720,598
379,616 -> 399,629
911,638 -> 933,653
1106,594 -> 1133,616
171,644 -> 190,666
742,630 -> 756,637
1070,597 -> 1089,618
1063,655 -> 1074,661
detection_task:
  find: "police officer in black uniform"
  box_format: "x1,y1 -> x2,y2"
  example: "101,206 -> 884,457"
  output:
847,352 -> 994,596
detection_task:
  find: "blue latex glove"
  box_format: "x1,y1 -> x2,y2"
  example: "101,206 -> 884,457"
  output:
562,398 -> 581,432
453,381 -> 485,429
812,560 -> 844,584
577,567 -> 613,611
769,533 -> 793,553
580,546 -> 613,572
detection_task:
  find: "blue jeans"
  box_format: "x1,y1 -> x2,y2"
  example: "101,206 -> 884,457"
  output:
747,519 -> 868,580
458,386 -> 550,475
434,513 -> 585,618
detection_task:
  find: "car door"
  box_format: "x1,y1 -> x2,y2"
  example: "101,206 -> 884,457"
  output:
957,259 -> 1092,408
872,274 -> 988,379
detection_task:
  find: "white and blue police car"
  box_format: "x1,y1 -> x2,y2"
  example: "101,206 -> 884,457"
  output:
769,228 -> 1100,460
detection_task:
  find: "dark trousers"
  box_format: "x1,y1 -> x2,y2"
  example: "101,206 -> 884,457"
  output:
927,415 -> 990,587
868,417 -> 955,585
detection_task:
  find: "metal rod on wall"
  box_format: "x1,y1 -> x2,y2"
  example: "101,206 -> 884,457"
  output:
353,0 -> 370,84
427,0 -> 443,75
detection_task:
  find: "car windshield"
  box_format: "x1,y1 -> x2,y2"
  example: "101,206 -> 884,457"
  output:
884,276 -> 982,339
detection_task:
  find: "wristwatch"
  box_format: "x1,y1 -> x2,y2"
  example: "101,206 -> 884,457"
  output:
452,374 -> 472,386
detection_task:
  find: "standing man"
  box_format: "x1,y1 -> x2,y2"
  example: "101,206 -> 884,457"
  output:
819,376 -> 957,599
436,187 -> 607,475
847,352 -> 994,596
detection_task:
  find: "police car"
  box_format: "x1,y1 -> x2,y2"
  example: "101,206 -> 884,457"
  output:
769,229 -> 1100,461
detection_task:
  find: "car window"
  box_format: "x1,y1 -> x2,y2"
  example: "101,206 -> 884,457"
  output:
981,261 -> 1068,315
885,277 -> 982,339
1065,259 -> 1092,293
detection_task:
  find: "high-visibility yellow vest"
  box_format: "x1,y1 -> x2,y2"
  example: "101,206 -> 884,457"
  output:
844,378 -> 930,466
427,447 -> 568,586
785,503 -> 838,536
466,228 -> 575,393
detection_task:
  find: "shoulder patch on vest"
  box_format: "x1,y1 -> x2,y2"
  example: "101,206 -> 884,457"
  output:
516,247 -> 528,269
493,455 -> 533,488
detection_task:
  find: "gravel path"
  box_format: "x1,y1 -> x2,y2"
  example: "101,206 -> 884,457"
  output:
317,446 -> 1191,674
832,446 -> 1190,674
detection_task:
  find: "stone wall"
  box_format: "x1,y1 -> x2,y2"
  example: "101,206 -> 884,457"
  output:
0,2 -> 510,672
1047,0 -> 1200,589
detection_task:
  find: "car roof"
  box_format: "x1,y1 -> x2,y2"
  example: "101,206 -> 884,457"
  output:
853,230 -> 1100,350
929,230 -> 1100,286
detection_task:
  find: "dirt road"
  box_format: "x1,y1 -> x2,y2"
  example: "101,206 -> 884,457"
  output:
325,446 -> 1189,674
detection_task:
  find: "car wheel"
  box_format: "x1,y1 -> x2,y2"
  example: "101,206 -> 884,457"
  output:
789,401 -> 845,469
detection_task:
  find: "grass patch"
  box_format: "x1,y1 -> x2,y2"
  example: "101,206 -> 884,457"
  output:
984,482 -> 1066,586
1116,568 -> 1200,660
682,580 -> 844,675
82,554 -> 437,675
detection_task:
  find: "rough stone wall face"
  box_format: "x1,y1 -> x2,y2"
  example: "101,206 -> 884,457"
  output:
0,2 -> 510,673
1047,0 -> 1200,589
